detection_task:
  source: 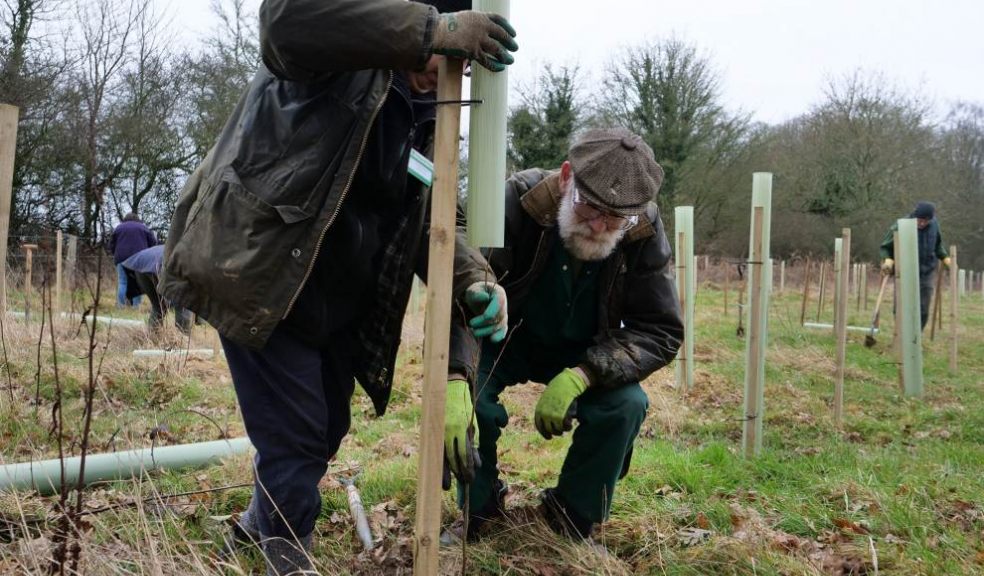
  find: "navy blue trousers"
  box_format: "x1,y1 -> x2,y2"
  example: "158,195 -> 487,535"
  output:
221,326 -> 356,539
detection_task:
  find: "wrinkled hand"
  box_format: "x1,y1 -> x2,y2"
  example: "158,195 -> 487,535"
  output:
445,380 -> 481,482
464,281 -> 508,343
881,258 -> 895,276
432,11 -> 518,72
534,368 -> 588,440
942,257 -> 952,269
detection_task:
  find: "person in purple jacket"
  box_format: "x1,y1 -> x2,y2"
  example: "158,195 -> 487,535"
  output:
108,213 -> 157,308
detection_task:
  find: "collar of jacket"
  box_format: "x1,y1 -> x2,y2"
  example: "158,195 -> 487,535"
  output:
518,171 -> 659,243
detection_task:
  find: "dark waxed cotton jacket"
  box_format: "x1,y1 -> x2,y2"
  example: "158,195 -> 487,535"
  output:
449,169 -> 684,389
160,0 -> 489,415
879,218 -> 949,278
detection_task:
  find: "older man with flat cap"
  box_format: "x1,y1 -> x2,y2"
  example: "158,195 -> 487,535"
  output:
442,128 -> 684,544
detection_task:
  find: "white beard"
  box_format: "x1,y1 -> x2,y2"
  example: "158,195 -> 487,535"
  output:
557,193 -> 627,262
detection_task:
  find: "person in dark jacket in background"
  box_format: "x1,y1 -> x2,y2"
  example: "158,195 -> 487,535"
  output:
108,212 -> 156,308
159,0 -> 517,573
879,201 -> 951,330
442,128 -> 684,545
121,245 -> 191,333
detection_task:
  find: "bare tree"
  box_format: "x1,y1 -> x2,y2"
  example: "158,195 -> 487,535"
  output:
599,38 -> 750,223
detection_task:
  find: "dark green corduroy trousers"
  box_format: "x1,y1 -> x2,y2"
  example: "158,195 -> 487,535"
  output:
460,345 -> 648,524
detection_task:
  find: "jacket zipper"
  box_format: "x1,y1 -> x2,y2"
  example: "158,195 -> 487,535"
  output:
282,71 -> 395,319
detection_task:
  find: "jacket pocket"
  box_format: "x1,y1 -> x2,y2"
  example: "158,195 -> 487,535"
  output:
169,168 -> 307,323
233,75 -> 361,216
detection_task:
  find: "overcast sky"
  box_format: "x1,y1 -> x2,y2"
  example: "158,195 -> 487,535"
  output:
163,0 -> 983,124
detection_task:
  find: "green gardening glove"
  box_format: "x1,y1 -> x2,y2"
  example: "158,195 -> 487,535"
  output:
432,11 -> 518,72
534,368 -> 588,440
464,281 -> 508,343
445,380 -> 481,482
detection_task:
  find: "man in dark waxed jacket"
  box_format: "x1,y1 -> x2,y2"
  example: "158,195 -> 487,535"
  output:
879,201 -> 951,330
441,128 -> 684,544
160,0 -> 517,572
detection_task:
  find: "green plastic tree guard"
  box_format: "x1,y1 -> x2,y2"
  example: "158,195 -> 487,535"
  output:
674,206 -> 695,391
742,173 -> 772,458
466,0 -> 510,248
897,219 -> 923,397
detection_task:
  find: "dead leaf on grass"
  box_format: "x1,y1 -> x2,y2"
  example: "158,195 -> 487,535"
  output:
833,518 -> 870,535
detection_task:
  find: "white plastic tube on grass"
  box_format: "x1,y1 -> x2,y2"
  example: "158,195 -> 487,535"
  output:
0,437 -> 252,496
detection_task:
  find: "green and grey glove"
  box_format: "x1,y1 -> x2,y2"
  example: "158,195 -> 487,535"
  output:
464,281 -> 508,343
432,11 -> 518,72
534,368 -> 588,439
444,379 -> 481,482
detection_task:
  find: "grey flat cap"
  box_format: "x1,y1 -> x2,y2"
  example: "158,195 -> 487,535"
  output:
569,128 -> 664,216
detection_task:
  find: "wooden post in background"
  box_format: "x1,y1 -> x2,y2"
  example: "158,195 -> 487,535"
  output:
779,260 -> 786,293
816,261 -> 827,322
742,173 -> 772,458
0,104 -> 18,315
413,57 -> 463,576
859,263 -> 867,311
723,261 -> 729,316
949,246 -> 958,374
22,244 -> 37,322
929,261 -> 944,341
55,230 -> 63,320
66,234 -> 78,293
834,229 -> 851,425
833,240 -> 842,337
958,269 -> 966,297
800,259 -> 812,325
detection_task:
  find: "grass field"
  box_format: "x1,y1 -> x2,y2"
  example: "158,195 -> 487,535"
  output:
0,277 -> 982,575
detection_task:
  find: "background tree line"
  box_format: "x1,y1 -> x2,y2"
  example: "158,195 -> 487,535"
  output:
3,1 -> 982,268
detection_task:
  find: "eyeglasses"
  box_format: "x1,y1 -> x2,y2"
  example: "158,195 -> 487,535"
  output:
571,187 -> 639,231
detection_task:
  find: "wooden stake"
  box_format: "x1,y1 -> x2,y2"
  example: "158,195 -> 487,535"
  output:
863,264 -> 868,309
816,261 -> 827,322
723,261 -> 729,316
55,230 -> 63,320
779,260 -> 786,293
66,235 -> 78,301
929,261 -> 944,341
0,104 -> 18,315
834,229 -> 851,425
742,173 -> 772,458
23,244 -> 37,294
413,57 -> 463,576
949,246 -> 958,374
800,258 -> 812,325
833,241 -> 842,337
